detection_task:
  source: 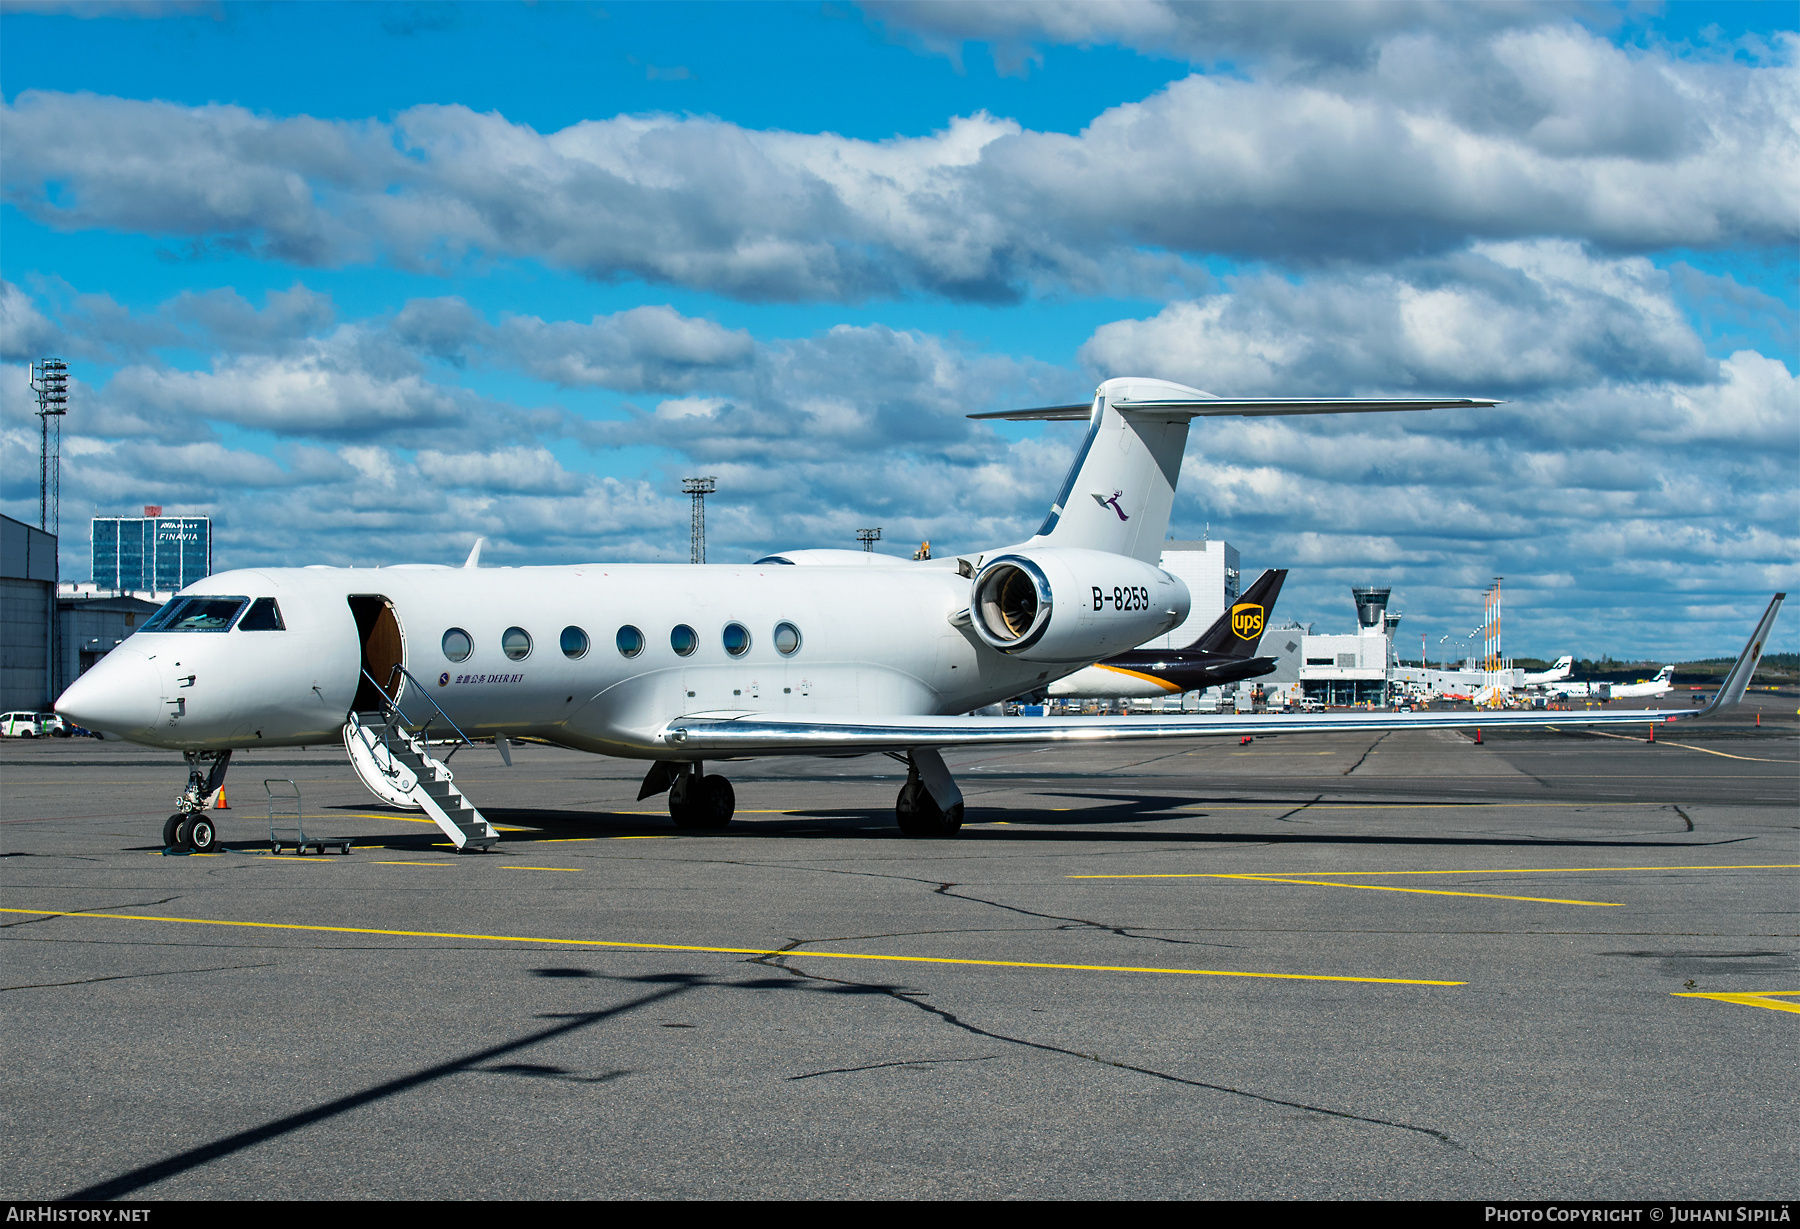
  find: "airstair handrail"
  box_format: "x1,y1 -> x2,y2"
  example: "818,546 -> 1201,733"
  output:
360,665 -> 478,750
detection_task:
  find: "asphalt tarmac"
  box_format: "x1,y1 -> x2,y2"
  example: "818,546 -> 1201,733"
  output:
3,691 -> 1795,1200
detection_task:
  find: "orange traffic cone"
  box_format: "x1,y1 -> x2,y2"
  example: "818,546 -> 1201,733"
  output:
212,787 -> 229,809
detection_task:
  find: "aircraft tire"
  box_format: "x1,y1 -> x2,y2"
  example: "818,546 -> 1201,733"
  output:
895,781 -> 963,837
699,775 -> 735,828
671,775 -> 735,829
162,814 -> 184,849
186,815 -> 219,853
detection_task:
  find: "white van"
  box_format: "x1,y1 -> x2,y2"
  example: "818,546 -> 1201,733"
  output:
2,711 -> 46,738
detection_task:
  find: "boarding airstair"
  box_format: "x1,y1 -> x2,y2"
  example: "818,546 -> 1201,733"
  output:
344,668 -> 498,852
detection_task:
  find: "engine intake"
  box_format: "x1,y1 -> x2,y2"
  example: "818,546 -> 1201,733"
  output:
967,550 -> 1189,662
972,557 -> 1053,652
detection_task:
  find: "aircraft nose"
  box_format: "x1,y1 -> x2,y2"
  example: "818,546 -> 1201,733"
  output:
55,648 -> 164,739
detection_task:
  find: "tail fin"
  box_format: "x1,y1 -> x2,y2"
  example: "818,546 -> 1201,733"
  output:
1020,378 -> 1198,563
978,377 -> 1499,565
1184,569 -> 1288,656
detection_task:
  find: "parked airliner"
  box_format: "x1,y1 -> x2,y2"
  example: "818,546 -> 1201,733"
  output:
1521,656 -> 1574,686
54,377 -> 1784,852
1605,666 -> 1676,699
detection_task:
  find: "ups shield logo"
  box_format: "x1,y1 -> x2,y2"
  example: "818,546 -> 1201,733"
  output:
1231,603 -> 1265,641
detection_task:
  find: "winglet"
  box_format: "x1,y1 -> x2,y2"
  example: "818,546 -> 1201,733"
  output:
463,537 -> 485,569
1691,593 -> 1784,718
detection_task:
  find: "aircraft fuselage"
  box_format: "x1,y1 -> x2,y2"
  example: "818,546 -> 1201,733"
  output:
59,561 -> 1141,759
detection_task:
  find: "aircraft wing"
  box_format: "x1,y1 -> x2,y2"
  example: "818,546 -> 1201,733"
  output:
664,704 -> 1685,757
661,593 -> 1782,758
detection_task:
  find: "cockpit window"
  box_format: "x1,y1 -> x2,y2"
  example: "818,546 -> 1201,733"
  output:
237,598 -> 286,631
140,596 -> 250,633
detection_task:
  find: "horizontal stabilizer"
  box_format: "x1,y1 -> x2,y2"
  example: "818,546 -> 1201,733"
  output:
969,403 -> 1093,421
971,396 -> 1499,422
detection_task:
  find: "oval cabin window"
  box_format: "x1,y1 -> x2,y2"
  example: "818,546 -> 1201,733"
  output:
670,625 -> 698,657
560,626 -> 589,659
616,626 -> 645,658
502,627 -> 532,661
722,623 -> 751,656
442,628 -> 473,662
773,622 -> 801,656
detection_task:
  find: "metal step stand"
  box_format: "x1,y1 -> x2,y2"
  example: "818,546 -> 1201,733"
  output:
347,666 -> 499,853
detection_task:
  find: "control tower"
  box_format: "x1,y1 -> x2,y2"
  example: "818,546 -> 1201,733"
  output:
1351,586 -> 1391,631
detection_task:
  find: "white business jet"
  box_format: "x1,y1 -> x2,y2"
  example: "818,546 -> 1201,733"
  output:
54,378 -> 1784,853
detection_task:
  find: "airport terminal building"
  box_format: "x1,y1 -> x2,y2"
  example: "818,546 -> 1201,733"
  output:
1297,587 -> 1401,707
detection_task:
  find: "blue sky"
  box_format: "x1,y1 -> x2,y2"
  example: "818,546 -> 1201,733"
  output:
2,0 -> 1795,660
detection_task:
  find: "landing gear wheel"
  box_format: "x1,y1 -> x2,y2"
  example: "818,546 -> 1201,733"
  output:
669,774 -> 735,830
186,815 -> 218,853
162,814 -> 184,849
895,779 -> 963,837
698,774 -> 735,828
172,816 -> 194,849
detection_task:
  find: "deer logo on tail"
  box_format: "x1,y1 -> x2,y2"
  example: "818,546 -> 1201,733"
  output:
1091,491 -> 1129,522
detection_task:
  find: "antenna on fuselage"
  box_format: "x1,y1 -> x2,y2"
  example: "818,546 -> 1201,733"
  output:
463,537 -> 485,569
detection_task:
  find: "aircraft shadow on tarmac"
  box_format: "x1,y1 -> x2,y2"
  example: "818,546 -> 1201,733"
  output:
67,967 -> 848,1202
155,797 -> 1752,853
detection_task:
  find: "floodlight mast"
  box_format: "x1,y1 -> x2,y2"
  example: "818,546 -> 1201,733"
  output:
857,528 -> 881,552
682,476 -> 716,564
30,358 -> 68,535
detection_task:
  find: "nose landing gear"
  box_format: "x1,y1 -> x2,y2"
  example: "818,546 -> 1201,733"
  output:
162,750 -> 231,852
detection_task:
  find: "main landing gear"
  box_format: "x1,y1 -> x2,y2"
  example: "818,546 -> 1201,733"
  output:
637,750 -> 965,837
893,749 -> 964,838
163,749 -> 232,853
640,761 -> 735,830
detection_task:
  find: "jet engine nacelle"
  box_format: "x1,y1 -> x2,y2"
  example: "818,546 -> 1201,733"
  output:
968,549 -> 1189,662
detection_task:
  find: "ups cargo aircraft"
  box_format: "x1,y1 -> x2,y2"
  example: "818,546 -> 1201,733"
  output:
1047,567 -> 1288,700
53,378 -> 1784,853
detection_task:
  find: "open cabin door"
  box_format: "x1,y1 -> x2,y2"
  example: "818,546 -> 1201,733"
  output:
348,595 -> 404,713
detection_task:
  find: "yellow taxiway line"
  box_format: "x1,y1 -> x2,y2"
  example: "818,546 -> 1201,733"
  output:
1547,727 -> 1792,763
1202,874 -> 1621,907
501,866 -> 582,872
1073,864 -> 1800,879
1671,991 -> 1800,1015
1181,802 -> 1700,811
0,908 -> 1463,986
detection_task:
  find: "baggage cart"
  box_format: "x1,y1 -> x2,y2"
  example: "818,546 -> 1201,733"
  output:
266,779 -> 352,855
